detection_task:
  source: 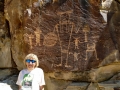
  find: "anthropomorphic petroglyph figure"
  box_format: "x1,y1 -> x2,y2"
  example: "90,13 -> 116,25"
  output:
57,10 -> 73,33
83,24 -> 90,42
85,43 -> 98,60
23,33 -> 29,42
23,33 -> 34,49
28,34 -> 34,49
73,37 -> 80,49
55,10 -> 74,67
34,28 -> 43,46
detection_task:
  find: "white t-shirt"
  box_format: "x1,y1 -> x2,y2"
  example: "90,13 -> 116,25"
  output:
16,68 -> 45,90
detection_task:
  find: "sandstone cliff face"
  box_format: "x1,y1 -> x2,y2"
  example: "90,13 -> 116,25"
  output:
0,0 -> 12,68
0,0 -> 120,90
4,0 -> 107,72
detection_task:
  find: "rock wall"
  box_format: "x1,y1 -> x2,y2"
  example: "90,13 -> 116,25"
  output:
5,0 -> 106,72
0,0 -> 120,90
0,0 -> 12,68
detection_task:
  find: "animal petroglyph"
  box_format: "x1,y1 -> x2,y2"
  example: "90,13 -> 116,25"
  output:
69,52 -> 80,61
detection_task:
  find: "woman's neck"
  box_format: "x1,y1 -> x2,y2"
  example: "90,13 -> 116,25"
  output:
27,68 -> 35,72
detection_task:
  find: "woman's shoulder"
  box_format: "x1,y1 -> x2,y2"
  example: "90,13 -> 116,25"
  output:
35,67 -> 43,72
20,69 -> 28,73
20,69 -> 27,71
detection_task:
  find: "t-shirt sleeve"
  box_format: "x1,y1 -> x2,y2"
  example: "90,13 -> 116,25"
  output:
16,71 -> 23,86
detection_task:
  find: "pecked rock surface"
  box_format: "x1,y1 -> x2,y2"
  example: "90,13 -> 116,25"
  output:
0,0 -> 120,90
4,0 -> 107,72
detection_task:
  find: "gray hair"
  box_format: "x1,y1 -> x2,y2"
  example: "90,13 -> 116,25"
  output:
23,53 -> 39,67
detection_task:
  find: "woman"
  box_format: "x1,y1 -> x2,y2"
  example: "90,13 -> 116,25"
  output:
16,53 -> 45,90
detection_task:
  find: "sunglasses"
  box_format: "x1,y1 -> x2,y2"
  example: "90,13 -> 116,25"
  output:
26,59 -> 36,63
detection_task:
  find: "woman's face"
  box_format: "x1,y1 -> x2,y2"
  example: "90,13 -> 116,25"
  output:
25,58 -> 36,71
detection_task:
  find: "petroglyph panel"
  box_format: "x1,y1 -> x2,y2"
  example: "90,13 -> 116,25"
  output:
54,10 -> 74,68
23,8 -> 100,71
52,8 -> 99,70
22,0 -> 105,71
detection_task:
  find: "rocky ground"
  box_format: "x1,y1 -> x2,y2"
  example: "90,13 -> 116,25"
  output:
0,74 -> 120,90
0,74 -> 18,90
